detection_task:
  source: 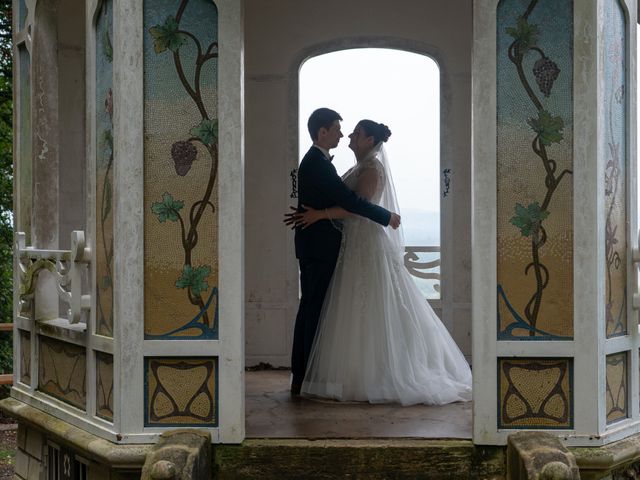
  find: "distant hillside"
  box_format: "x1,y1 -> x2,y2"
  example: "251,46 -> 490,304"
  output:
399,208 -> 440,247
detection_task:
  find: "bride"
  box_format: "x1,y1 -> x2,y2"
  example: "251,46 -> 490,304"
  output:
291,120 -> 471,406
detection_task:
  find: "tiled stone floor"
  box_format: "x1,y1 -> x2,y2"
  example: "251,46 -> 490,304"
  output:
245,370 -> 472,439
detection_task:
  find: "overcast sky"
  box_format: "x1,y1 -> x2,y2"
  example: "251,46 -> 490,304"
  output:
298,48 -> 440,215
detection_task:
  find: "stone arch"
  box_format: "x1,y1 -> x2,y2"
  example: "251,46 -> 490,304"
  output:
286,36 -> 449,183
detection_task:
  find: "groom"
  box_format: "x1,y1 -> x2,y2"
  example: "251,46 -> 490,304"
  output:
290,108 -> 401,395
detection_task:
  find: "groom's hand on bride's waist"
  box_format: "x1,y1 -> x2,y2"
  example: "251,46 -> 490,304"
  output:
283,205 -> 301,229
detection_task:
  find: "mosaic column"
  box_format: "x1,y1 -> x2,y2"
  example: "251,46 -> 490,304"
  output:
114,0 -> 244,443
473,0 -> 638,446
10,0 -> 243,446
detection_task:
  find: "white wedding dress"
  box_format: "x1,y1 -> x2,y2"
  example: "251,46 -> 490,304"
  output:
301,144 -> 472,406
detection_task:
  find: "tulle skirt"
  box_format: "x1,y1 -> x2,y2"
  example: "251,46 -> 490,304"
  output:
302,218 -> 472,406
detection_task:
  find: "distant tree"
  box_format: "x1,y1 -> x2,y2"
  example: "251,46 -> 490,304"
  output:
0,1 -> 13,380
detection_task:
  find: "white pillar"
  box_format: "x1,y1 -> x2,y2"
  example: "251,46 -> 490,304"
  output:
473,0 -> 638,446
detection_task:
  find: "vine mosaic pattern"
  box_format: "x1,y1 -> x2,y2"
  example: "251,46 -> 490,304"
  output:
602,0 -> 627,338
19,330 -> 30,385
143,0 -> 219,340
606,352 -> 627,423
497,0 -> 573,340
38,337 -> 86,410
95,0 -> 114,337
145,357 -> 217,426
96,352 -> 114,421
498,358 -> 572,429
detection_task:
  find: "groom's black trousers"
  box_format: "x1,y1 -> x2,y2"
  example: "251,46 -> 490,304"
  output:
291,257 -> 337,385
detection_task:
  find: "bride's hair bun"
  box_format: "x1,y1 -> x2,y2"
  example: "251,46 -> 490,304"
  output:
359,119 -> 392,145
379,123 -> 392,143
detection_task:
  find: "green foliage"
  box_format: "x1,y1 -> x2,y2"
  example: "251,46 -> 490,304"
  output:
506,17 -> 539,54
151,193 -> 184,223
510,202 -> 550,237
527,110 -> 564,146
190,119 -> 218,146
0,2 -> 12,394
99,129 -> 113,167
149,16 -> 187,54
101,275 -> 112,290
101,128 -> 113,150
175,264 -> 211,297
103,27 -> 113,63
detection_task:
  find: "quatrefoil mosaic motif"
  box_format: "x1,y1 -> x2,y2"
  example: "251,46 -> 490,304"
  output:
606,352 -> 627,424
145,357 -> 217,426
38,337 -> 86,410
96,352 -> 114,421
499,358 -> 572,429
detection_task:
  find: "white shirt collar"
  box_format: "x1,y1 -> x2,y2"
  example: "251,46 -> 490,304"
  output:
313,144 -> 332,161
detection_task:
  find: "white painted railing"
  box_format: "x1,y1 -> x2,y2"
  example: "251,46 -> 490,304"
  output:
16,231 -> 92,326
404,245 -> 441,298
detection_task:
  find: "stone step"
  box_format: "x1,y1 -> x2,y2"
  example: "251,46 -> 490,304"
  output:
214,439 -> 506,480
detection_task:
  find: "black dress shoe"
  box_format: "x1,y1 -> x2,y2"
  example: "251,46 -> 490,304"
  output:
290,383 -> 302,396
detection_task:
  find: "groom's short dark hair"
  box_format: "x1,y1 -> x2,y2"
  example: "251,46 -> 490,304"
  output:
307,108 -> 343,141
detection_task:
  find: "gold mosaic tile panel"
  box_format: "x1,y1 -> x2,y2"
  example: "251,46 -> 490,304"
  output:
96,352 -> 114,421
602,0 -> 627,338
499,358 -> 572,429
143,0 -> 219,340
38,337 -> 86,410
606,352 -> 627,424
496,0 -> 574,340
19,330 -> 30,385
146,357 -> 217,426
95,0 -> 114,337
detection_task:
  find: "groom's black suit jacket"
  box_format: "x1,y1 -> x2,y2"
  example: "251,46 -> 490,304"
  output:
294,146 -> 392,262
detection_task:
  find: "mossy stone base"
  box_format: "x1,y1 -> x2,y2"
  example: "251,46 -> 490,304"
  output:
214,439 -> 506,479
572,432 -> 640,480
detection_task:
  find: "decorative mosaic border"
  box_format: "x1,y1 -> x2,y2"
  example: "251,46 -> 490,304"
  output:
144,356 -> 218,427
96,351 -> 114,421
498,357 -> 573,429
19,330 -> 30,386
38,337 -> 87,411
606,351 -> 628,424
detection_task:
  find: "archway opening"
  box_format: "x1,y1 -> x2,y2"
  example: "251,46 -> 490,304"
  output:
298,48 -> 442,302
244,47 -> 471,440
